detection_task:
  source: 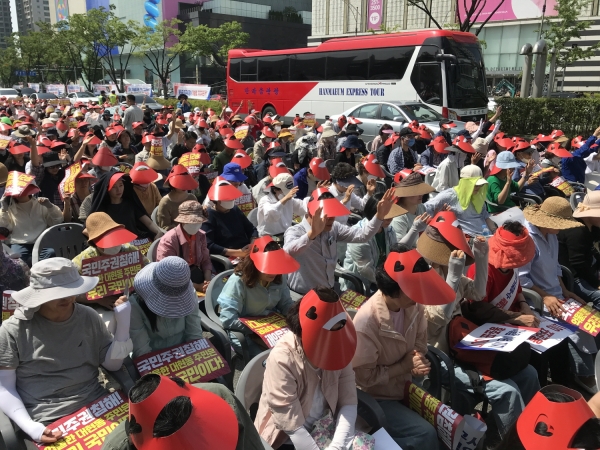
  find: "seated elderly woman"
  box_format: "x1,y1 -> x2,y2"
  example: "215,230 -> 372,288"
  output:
0,178 -> 63,266
0,258 -> 132,448
157,200 -> 213,293
216,236 -> 298,358
156,165 -> 198,231
202,177 -> 258,258
391,172 -> 435,246
255,287 -> 358,449
257,172 -> 306,238
129,256 -> 204,358
424,164 -> 497,237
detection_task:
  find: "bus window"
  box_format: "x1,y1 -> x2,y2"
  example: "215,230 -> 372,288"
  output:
229,59 -> 241,81
380,104 -> 402,121
290,54 -> 326,81
352,103 -> 380,120
258,56 -> 289,81
325,50 -> 369,80
411,63 -> 442,106
369,47 -> 414,80
241,59 -> 258,82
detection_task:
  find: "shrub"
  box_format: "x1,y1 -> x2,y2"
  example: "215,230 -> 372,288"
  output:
154,98 -> 223,114
495,97 -> 600,138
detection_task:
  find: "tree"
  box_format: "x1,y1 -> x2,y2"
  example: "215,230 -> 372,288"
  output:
84,6 -> 143,93
407,0 -> 505,35
181,21 -> 249,67
133,19 -> 187,99
54,14 -> 104,91
0,39 -> 20,88
541,0 -> 600,85
11,23 -> 54,85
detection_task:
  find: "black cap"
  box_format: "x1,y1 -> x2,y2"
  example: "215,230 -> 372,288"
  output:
399,127 -> 417,138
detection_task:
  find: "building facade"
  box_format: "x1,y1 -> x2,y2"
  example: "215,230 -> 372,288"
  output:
0,0 -> 12,47
309,0 -> 600,92
15,0 -> 51,32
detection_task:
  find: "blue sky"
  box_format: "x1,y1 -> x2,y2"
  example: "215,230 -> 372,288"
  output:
10,0 -> 18,32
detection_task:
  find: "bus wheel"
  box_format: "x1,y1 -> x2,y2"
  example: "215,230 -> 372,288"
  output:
262,105 -> 277,118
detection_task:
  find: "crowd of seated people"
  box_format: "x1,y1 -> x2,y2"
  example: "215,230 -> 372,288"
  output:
1,96 -> 600,449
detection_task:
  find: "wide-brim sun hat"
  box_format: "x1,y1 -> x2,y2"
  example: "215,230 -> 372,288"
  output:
573,191 -> 600,219
394,172 -> 435,197
134,256 -> 198,318
86,211 -> 137,247
417,211 -> 475,266
524,197 -> 584,230
12,258 -> 99,308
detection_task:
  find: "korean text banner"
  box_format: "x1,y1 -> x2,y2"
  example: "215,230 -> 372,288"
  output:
560,298 -> 600,337
403,382 -> 487,450
67,85 -> 83,93
173,83 -> 211,100
5,172 -> 36,197
240,312 -> 291,348
46,84 -> 66,96
340,290 -> 369,311
81,251 -> 143,300
458,0 -> 557,22
35,391 -> 128,449
59,162 -> 83,200
126,84 -> 153,97
2,290 -> 16,322
134,338 -> 230,384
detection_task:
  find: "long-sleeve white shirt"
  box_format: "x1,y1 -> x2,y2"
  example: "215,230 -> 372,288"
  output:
0,199 -> 63,244
328,184 -> 370,224
257,192 -> 307,236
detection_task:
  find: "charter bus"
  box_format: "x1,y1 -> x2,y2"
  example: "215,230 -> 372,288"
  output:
226,30 -> 489,123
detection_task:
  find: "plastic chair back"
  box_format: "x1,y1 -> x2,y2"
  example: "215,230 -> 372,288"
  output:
32,223 -> 87,265
234,349 -> 272,419
247,208 -> 259,227
365,140 -> 373,152
151,206 -> 159,226
522,288 -> 543,312
425,171 -> 436,186
570,191 -> 585,211
560,265 -> 574,291
585,172 -> 600,192
204,269 -> 235,324
148,238 -> 161,262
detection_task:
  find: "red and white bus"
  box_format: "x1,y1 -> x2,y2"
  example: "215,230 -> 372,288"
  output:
227,29 -> 489,123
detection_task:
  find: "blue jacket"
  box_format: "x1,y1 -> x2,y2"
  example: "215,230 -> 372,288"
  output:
293,167 -> 309,199
562,136 -> 600,183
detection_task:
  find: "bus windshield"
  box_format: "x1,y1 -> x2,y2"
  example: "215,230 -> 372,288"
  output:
443,40 -> 488,109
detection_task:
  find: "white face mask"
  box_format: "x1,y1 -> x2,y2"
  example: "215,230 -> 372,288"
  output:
551,156 -> 561,165
101,166 -> 112,171
182,223 -> 202,235
263,137 -> 272,143
274,126 -> 281,133
220,200 -> 235,210
102,246 -> 121,255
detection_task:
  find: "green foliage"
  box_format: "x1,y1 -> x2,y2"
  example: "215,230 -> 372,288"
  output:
181,21 -> 249,67
541,0 -> 600,70
496,97 -> 600,137
154,98 -> 223,112
0,42 -> 20,87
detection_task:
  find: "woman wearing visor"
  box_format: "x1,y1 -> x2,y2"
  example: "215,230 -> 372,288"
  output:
255,287 -> 358,450
217,236 -> 299,358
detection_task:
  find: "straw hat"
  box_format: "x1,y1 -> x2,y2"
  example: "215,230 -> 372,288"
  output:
417,211 -> 474,266
524,197 -> 583,230
146,139 -> 171,171
320,124 -> 336,139
573,191 -> 600,219
394,172 -> 435,197
85,212 -> 137,248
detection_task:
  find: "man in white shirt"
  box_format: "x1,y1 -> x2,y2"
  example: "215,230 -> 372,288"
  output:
122,94 -> 144,133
